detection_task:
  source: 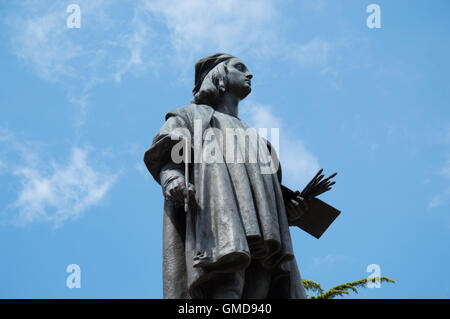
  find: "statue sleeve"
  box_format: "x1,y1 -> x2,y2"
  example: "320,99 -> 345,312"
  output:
143,114 -> 190,184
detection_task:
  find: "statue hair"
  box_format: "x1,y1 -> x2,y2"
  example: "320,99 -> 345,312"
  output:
191,61 -> 230,108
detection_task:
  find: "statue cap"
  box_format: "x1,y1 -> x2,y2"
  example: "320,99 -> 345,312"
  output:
192,53 -> 234,95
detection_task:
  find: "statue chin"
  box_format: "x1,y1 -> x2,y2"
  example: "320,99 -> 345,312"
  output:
239,86 -> 251,100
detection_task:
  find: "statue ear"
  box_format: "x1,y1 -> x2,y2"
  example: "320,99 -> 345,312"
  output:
218,78 -> 226,94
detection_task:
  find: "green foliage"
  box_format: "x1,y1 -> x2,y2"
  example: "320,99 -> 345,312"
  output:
302,280 -> 323,298
302,277 -> 395,299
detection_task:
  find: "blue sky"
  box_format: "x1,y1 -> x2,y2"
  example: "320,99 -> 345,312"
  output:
1,0 -> 449,298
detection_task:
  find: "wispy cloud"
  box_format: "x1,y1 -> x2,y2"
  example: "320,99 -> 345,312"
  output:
4,0 -> 347,109
142,0 -> 279,61
241,101 -> 320,187
429,192 -> 450,209
0,128 -> 118,227
5,0 -> 281,87
140,0 -> 344,80
7,1 -> 110,83
429,156 -> 450,209
4,0 -> 156,130
289,36 -> 331,68
112,6 -> 157,83
299,0 -> 327,12
135,161 -> 151,180
312,254 -> 345,266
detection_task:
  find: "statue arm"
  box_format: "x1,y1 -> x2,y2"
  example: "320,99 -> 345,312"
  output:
144,113 -> 195,205
264,140 -> 307,223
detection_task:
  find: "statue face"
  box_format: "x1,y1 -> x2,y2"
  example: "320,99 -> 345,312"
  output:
225,58 -> 253,100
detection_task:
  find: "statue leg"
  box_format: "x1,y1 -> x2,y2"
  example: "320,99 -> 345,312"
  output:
242,260 -> 273,298
205,271 -> 245,299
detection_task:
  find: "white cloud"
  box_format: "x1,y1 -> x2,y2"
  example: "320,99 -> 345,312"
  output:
139,0 -> 344,79
300,0 -> 326,12
5,0 -> 156,129
429,156 -> 450,208
112,7 -> 156,83
312,254 -> 345,266
429,192 -> 449,209
290,36 -> 331,68
142,0 -> 279,61
6,0 -> 280,86
0,129 -> 118,227
4,0 -> 347,134
5,1 -> 341,92
135,161 -> 150,180
7,1 -> 105,82
241,101 -> 320,187
12,146 -> 118,227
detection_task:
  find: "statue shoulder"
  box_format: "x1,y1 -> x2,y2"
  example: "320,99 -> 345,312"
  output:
165,104 -> 215,123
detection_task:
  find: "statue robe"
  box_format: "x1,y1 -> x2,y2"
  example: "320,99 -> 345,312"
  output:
144,103 -> 307,299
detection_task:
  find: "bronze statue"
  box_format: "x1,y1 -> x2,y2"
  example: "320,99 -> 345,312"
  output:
144,53 -> 339,299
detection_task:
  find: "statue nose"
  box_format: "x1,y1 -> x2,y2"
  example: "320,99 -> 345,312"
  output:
246,73 -> 253,80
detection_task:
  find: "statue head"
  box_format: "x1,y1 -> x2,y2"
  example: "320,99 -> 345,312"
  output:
191,53 -> 253,107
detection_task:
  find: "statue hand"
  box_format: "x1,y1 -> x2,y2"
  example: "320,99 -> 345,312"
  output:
164,177 -> 195,205
286,195 -> 309,222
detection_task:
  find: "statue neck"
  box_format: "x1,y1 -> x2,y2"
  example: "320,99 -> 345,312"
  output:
215,93 -> 240,118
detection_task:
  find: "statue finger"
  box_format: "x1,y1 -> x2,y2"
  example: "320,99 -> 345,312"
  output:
301,169 -> 323,196
322,172 -> 337,183
313,175 -> 336,191
164,190 -> 173,202
167,189 -> 178,202
172,186 -> 185,203
287,204 -> 296,220
309,174 -> 324,190
290,205 -> 305,220
314,168 -> 324,180
290,199 -> 299,206
300,200 -> 309,211
311,186 -> 332,198
303,177 -> 323,198
294,196 -> 308,211
328,172 -> 338,179
313,180 -> 334,194
180,186 -> 190,202
187,184 -> 196,195
319,179 -> 335,188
